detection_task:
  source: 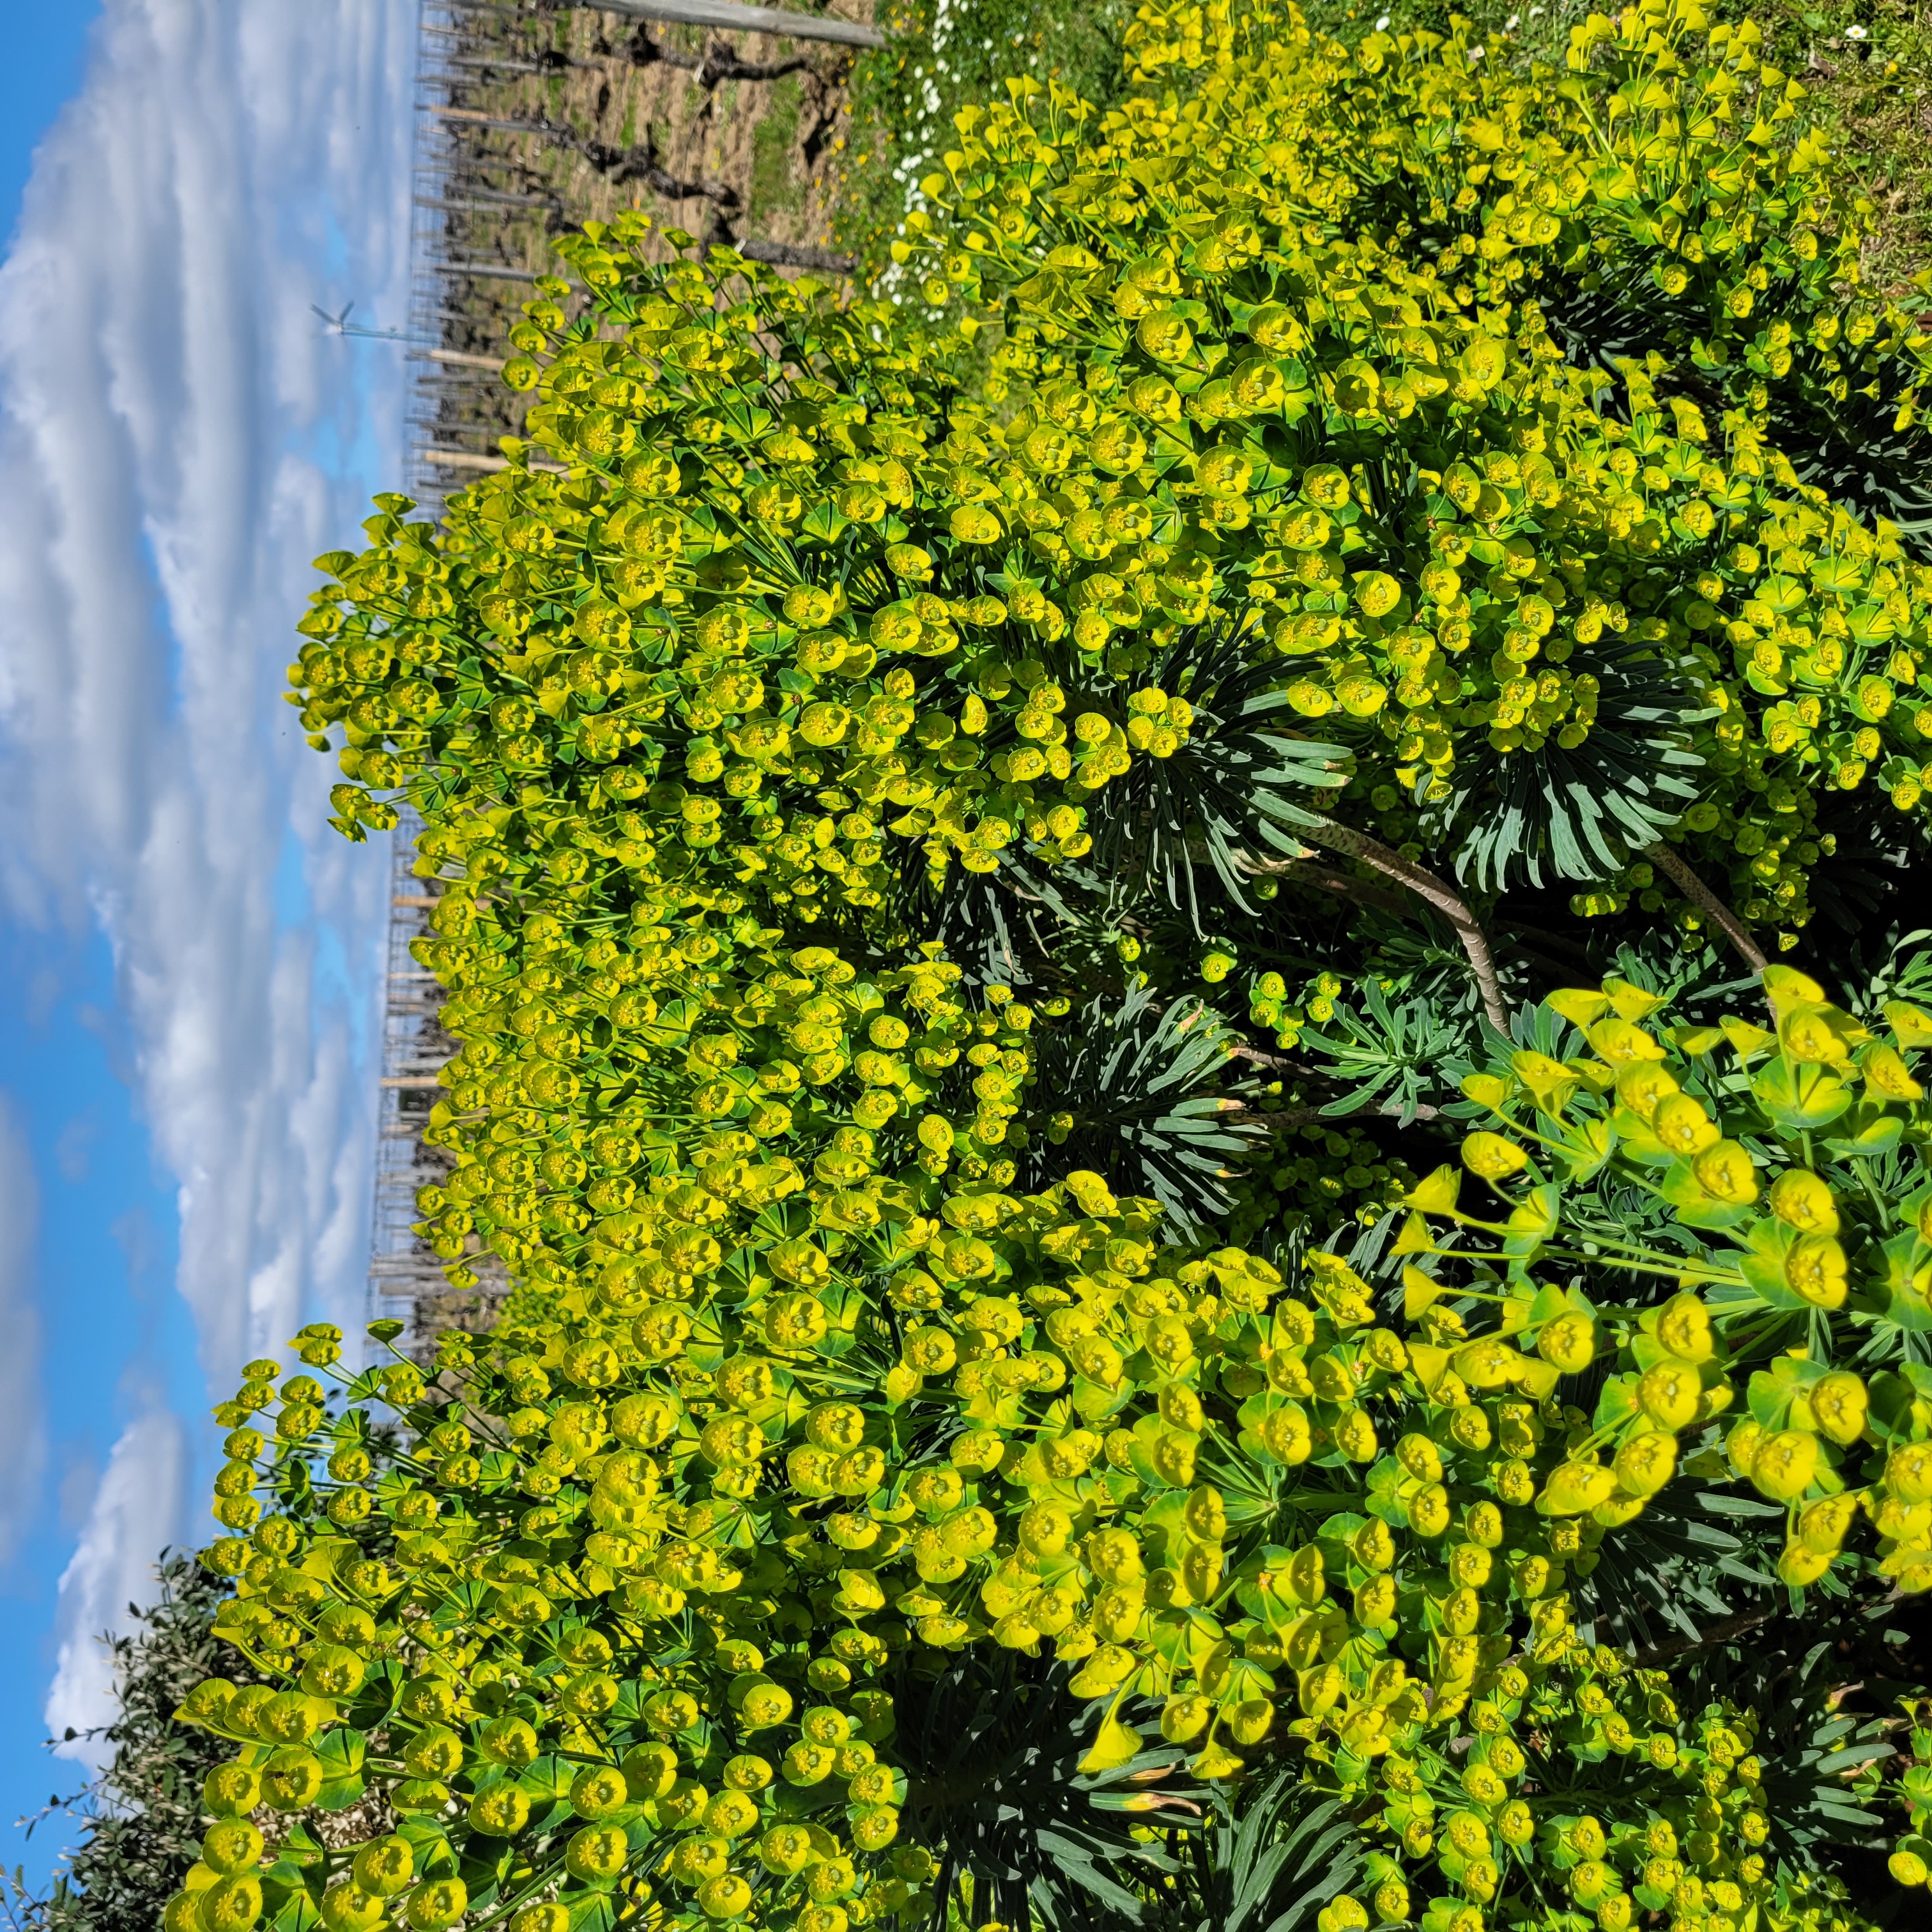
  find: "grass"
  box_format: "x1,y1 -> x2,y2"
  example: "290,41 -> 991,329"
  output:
828,0 -> 1931,298
1295,0 -> 1932,298
748,74 -> 805,227
834,0 -> 1139,273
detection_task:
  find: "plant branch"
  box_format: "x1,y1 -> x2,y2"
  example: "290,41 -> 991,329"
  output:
1276,858 -> 1415,921
710,233 -> 856,275
625,26 -> 818,86
1224,1099 -> 1443,1128
1183,841 -> 1414,922
1227,1044 -> 1304,1073
1643,841 -> 1768,976
1634,1609 -> 1773,1667
433,107 -> 744,207
1262,818 -> 1512,1035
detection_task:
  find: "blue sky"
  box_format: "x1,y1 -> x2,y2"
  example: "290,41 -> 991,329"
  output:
0,12 -> 101,231
0,12 -> 112,1859
0,0 -> 418,1887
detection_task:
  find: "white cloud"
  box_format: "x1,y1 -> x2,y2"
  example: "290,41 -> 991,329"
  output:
0,1098 -> 48,1570
0,0 -> 418,1739
44,1408 -> 188,1768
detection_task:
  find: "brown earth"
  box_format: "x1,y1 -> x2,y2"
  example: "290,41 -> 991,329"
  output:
422,2 -> 875,388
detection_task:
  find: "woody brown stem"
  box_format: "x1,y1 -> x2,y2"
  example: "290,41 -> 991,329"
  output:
1643,841 -> 1768,976
1634,1610 -> 1772,1667
1277,818 -> 1512,1035
1223,1100 -> 1445,1128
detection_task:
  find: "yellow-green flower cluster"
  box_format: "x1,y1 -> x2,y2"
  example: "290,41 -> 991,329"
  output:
172,963 -> 1932,1932
1427,965 -> 1932,1598
899,0 -> 1932,925
179,5 -> 1932,1931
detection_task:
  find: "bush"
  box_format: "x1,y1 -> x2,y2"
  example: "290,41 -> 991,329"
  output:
181,4 -> 1932,1931
6,1556 -> 267,1932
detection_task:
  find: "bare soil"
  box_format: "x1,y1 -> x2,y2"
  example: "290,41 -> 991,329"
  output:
423,1 -> 874,379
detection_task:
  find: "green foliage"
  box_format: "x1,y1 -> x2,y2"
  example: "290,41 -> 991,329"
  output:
839,0 -> 1140,275
5,1556 -> 268,1932
167,969 -> 1932,1932
169,4 -> 1932,1932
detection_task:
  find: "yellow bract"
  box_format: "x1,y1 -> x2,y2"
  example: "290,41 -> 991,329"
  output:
180,3 -> 1932,1929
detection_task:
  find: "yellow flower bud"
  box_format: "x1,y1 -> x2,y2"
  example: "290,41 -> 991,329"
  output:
260,1749 -> 323,1813
1542,1462 -> 1617,1515
1768,1169 -> 1839,1235
319,1888 -> 385,1932
1864,1043 -> 1924,1101
1887,1443 -> 1932,1503
1454,1338 -> 1520,1390
1781,1005 -> 1848,1065
1538,1311 -> 1596,1374
401,1727 -> 463,1782
201,1822 -> 264,1877
1226,1697 -> 1273,1745
703,1790 -> 759,1839
404,1879 -> 468,1932
758,1823 -> 815,1875
197,1877 -> 263,1932
1587,1017 -> 1666,1065
1300,1661 -> 1345,1717
1354,1573 -> 1398,1625
1335,1406 -> 1379,1461
1143,1314 -> 1195,1370
697,1875 -> 753,1921
1020,1501 -> 1074,1556
1777,1542 -> 1833,1586
1613,1062 -> 1680,1121
1797,1493 -> 1858,1554
1159,1391 -> 1205,1437
1648,1100 -> 1719,1169
468,1786 -> 531,1837
1889,1847 -> 1930,1887
1691,1140 -> 1758,1205
1784,1233 -> 1848,1309
1613,1430 -> 1677,1497
1510,1050 -> 1577,1110
1462,1131 -> 1529,1180
1494,1458 -> 1536,1505
622,1740 -> 680,1796
1655,1292 -> 1717,1363
1161,1694 -> 1212,1742
1750,1430 -> 1818,1502
1086,1526 -> 1146,1583
1409,1483 -> 1452,1537
1811,1370 -> 1868,1445
1260,1404 -> 1312,1464
569,1765 -> 627,1820
1637,1363 -> 1701,1430
1397,1432 -> 1445,1483
1184,1485 -> 1229,1542
203,1765 -> 260,1818
351,1839 -> 413,1899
